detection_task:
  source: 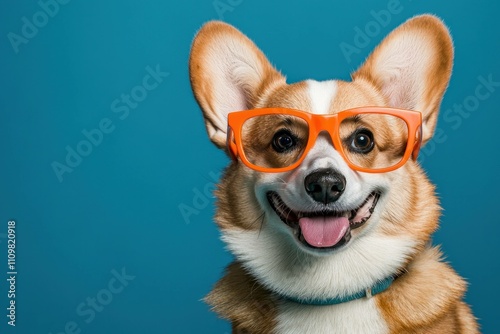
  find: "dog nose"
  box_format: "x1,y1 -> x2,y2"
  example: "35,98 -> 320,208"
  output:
304,169 -> 346,204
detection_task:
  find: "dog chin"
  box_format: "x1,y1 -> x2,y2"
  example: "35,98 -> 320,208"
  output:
266,191 -> 381,254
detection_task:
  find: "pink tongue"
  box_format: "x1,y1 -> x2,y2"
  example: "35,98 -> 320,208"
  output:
299,216 -> 349,248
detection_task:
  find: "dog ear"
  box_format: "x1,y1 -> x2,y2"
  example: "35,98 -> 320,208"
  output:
353,15 -> 453,145
189,21 -> 286,149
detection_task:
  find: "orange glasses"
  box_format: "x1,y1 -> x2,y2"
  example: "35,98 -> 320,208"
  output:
226,107 -> 422,173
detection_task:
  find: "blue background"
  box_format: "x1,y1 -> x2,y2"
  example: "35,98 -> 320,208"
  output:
1,0 -> 499,333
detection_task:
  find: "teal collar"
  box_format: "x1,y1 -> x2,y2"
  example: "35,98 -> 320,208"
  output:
283,276 -> 394,306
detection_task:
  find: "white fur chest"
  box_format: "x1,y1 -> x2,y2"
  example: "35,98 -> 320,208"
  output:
275,298 -> 388,334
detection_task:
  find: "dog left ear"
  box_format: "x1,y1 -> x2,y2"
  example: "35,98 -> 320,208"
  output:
353,14 -> 453,145
189,21 -> 286,149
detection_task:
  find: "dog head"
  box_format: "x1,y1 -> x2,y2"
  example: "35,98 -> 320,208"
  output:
189,15 -> 453,300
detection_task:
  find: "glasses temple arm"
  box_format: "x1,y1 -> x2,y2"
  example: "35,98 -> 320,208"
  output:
226,126 -> 238,161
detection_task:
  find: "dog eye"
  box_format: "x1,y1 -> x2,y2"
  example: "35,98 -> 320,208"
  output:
349,129 -> 374,153
272,129 -> 297,153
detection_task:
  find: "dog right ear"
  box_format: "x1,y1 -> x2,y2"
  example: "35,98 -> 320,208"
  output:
189,21 -> 285,149
352,15 -> 453,145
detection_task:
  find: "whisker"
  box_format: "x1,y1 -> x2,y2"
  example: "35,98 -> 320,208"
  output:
250,211 -> 265,236
276,177 -> 288,185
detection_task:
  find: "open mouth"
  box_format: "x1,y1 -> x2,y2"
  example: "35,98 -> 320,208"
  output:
267,191 -> 380,251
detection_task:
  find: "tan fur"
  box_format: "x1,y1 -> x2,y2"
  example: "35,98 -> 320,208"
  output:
377,247 -> 478,333
212,163 -> 263,231
205,262 -> 278,333
190,15 -> 479,334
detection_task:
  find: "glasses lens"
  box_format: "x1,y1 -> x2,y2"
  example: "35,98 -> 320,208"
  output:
339,113 -> 409,170
241,114 -> 309,169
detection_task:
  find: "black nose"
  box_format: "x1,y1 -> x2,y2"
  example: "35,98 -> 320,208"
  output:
304,169 -> 346,204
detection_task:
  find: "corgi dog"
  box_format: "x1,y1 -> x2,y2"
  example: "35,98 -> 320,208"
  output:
189,15 -> 479,334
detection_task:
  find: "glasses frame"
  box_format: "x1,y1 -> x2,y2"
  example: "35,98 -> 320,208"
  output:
226,107 -> 422,173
